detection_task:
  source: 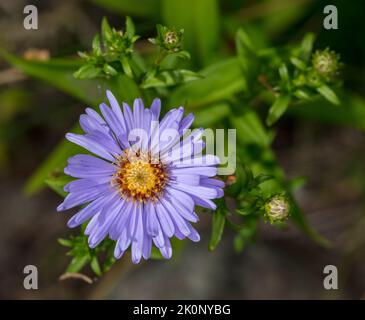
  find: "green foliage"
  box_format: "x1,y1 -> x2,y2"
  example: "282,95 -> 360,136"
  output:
74,17 -> 139,79
169,57 -> 246,108
209,200 -> 227,251
59,228 -> 116,275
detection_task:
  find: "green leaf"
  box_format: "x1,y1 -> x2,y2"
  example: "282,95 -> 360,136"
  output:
230,108 -> 270,147
169,58 -> 246,108
234,233 -> 247,252
266,94 -> 291,126
58,238 -> 73,247
66,256 -> 90,273
141,69 -> 203,89
299,33 -> 315,62
74,64 -> 102,79
209,207 -> 226,251
125,16 -> 136,38
92,34 -> 101,53
293,88 -> 311,100
103,64 -> 118,76
90,256 -> 102,276
45,174 -> 74,197
290,57 -> 307,71
235,28 -> 259,86
278,63 -> 289,83
317,85 -> 340,105
101,17 -> 112,41
120,56 -> 133,78
161,0 -> 220,66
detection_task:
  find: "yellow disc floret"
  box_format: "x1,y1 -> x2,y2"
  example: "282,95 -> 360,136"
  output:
112,149 -> 168,202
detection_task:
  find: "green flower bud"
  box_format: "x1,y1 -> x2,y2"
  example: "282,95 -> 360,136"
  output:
164,31 -> 179,46
311,48 -> 342,82
264,194 -> 290,223
150,25 -> 184,53
163,29 -> 183,52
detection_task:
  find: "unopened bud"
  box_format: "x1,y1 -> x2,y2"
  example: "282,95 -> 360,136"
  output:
264,194 -> 290,223
163,29 -> 183,52
312,48 -> 342,82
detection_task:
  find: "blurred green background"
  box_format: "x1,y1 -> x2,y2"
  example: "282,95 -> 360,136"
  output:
1,0 -> 365,299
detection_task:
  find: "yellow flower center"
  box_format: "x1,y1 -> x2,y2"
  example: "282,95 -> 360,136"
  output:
113,150 -> 168,202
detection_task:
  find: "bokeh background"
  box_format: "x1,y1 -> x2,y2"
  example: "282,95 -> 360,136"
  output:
1,0 -> 365,299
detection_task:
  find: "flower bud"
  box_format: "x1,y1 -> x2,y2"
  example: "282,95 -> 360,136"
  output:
163,29 -> 183,52
311,48 -> 342,82
264,194 -> 290,223
151,25 -> 184,53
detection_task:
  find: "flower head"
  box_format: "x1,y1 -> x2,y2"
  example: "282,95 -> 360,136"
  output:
264,194 -> 290,223
57,91 -> 224,263
311,48 -> 342,82
149,25 -> 184,53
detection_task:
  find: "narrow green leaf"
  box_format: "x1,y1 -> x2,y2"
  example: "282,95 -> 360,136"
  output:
58,238 -> 73,247
294,88 -> 311,100
230,108 -> 270,147
300,32 -> 316,62
120,56 -> 133,78
45,174 -> 74,197
278,64 -> 289,83
317,85 -> 340,105
74,64 -> 102,79
101,17 -> 112,41
125,16 -> 135,38
266,94 -> 291,126
103,64 -> 118,76
234,233 -> 247,252
235,28 -> 259,88
290,57 -> 307,70
209,208 -> 226,251
92,34 -> 102,54
90,256 -> 102,276
66,256 -> 90,273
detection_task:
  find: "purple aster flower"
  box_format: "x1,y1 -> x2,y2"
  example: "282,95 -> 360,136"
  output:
57,91 -> 224,263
